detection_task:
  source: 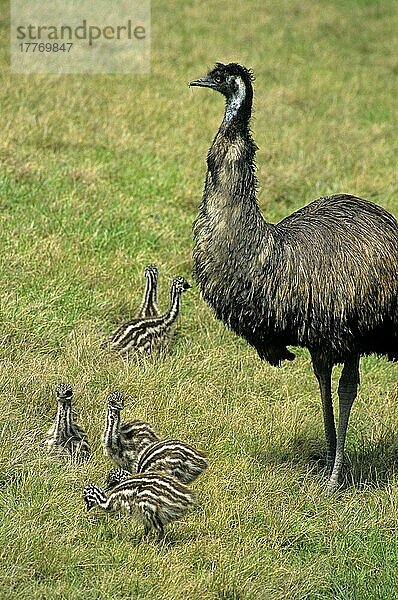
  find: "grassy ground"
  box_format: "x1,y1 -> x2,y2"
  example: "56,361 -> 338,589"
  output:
1,0 -> 398,598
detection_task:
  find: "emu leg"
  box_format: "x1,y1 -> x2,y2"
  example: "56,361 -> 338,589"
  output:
311,354 -> 336,474
143,524 -> 151,537
143,510 -> 164,542
327,354 -> 360,495
156,523 -> 165,543
151,515 -> 164,542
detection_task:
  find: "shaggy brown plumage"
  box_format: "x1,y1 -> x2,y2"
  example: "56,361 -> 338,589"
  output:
190,62 -> 398,494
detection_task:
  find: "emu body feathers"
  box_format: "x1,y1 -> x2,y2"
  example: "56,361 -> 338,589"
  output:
195,186 -> 398,366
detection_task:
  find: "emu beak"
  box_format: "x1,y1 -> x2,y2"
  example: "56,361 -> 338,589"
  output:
189,75 -> 215,89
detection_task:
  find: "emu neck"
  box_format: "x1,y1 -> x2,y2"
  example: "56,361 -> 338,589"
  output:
62,403 -> 73,439
198,101 -> 269,240
223,77 -> 253,130
140,274 -> 157,315
53,402 -> 65,440
193,89 -> 275,304
139,277 -> 152,314
150,275 -> 158,306
162,288 -> 182,326
104,408 -> 121,454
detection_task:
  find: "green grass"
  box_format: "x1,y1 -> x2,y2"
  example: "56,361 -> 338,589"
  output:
1,0 -> 398,598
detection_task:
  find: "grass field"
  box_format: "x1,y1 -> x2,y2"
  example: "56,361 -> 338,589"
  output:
1,0 -> 398,598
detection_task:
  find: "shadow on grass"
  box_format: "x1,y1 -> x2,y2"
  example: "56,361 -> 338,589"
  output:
343,432 -> 398,490
254,430 -> 398,490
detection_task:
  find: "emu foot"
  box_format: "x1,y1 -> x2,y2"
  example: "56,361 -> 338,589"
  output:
325,452 -> 340,495
138,526 -> 151,543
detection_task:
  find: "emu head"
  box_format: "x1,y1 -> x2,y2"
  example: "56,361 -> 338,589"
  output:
83,483 -> 105,511
107,390 -> 124,413
144,263 -> 158,280
190,62 -> 254,121
56,383 -> 73,404
172,276 -> 192,294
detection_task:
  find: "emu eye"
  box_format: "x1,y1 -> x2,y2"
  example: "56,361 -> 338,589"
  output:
214,75 -> 222,84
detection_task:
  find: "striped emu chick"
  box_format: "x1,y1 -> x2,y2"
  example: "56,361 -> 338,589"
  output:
107,276 -> 191,357
136,264 -> 160,319
102,391 -> 159,471
83,473 -> 195,541
136,439 -> 208,484
45,383 -> 90,462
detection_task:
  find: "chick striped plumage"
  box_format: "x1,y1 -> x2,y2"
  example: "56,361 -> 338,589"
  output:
136,439 -> 208,484
45,383 -> 90,462
107,276 -> 191,356
105,439 -> 208,486
102,391 -> 159,471
83,473 -> 195,541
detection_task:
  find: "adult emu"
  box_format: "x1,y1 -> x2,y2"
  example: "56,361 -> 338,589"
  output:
190,62 -> 398,494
